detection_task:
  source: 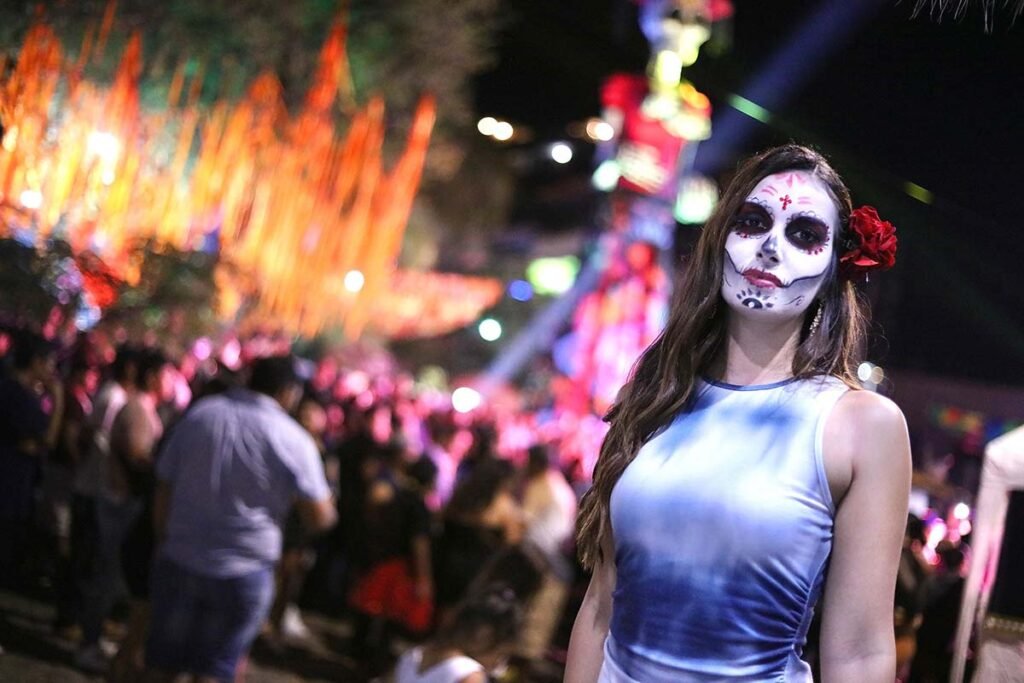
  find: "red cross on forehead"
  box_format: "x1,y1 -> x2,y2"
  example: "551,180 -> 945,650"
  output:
780,195 -> 792,210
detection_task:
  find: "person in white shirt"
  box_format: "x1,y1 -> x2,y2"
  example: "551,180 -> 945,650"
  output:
519,444 -> 578,661
390,584 -> 522,683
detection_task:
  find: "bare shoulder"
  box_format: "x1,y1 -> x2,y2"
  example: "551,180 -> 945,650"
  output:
830,389 -> 910,473
832,389 -> 905,431
822,389 -> 910,505
459,672 -> 488,683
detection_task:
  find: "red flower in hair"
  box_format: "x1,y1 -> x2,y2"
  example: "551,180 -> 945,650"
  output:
840,206 -> 897,280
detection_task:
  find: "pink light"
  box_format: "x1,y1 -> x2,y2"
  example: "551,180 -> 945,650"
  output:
220,338 -> 242,370
344,371 -> 370,395
192,337 -> 212,361
926,519 -> 947,551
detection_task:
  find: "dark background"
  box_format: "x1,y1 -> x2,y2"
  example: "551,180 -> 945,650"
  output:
473,0 -> 1024,386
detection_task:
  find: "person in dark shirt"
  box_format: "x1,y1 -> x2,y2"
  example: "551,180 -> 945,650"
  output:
349,441 -> 434,676
0,331 -> 63,588
908,543 -> 966,682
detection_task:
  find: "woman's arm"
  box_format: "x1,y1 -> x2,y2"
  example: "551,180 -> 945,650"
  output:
819,390 -> 912,683
565,533 -> 615,683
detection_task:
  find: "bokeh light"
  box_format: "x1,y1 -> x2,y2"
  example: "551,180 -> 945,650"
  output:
492,121 -> 514,141
508,279 -> 533,301
550,142 -> 573,164
344,270 -> 365,293
451,386 -> 482,413
477,116 -> 497,135
478,317 -> 502,341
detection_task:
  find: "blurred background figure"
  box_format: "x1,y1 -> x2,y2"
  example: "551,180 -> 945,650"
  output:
907,541 -> 965,682
75,348 -> 167,674
895,514 -> 929,679
143,355 -> 335,682
434,457 -> 523,622
389,583 -> 523,683
0,331 -> 63,589
48,351 -> 99,636
265,394 -> 331,647
518,444 -> 577,664
348,441 -> 434,677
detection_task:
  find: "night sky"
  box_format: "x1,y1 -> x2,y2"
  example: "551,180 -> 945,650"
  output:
474,0 -> 1024,386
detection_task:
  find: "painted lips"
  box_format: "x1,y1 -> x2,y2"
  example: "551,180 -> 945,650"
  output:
742,269 -> 784,289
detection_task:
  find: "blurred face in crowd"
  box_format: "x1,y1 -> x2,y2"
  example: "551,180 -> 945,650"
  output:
140,363 -> 170,396
30,352 -> 57,385
298,399 -> 327,438
278,383 -> 303,414
75,367 -> 101,395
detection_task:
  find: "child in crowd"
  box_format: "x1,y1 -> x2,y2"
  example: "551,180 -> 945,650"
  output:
388,584 -> 522,683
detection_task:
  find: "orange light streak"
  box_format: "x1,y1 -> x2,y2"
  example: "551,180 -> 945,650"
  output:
0,9 -> 499,338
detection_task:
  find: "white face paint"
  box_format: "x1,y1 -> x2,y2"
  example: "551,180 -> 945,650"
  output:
721,170 -> 838,320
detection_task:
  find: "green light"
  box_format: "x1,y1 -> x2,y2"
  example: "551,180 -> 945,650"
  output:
592,159 -> 620,192
675,175 -> 718,224
526,256 -> 580,296
904,182 -> 933,204
728,94 -> 772,124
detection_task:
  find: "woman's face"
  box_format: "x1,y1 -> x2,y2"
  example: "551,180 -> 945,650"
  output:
720,170 -> 838,320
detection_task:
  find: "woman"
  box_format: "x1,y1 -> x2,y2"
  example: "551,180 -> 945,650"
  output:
566,145 -> 911,682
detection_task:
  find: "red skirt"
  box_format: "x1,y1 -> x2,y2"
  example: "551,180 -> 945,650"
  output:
348,558 -> 433,633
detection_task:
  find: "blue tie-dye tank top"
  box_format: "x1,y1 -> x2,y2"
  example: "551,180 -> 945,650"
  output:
603,375 -> 849,682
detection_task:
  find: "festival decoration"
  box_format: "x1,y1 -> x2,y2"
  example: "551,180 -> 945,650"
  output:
598,73 -> 711,200
556,235 -> 668,414
537,0 -> 727,449
0,6 -> 446,338
359,270 -> 503,340
930,403 -> 1021,442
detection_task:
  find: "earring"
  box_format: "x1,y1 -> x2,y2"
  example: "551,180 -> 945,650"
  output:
808,303 -> 823,336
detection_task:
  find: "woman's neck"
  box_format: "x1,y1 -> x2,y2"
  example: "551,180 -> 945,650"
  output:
714,315 -> 803,386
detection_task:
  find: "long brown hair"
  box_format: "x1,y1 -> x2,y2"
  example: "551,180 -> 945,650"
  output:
576,144 -> 869,569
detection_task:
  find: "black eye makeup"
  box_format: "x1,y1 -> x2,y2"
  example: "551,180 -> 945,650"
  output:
730,200 -> 773,237
785,213 -> 831,253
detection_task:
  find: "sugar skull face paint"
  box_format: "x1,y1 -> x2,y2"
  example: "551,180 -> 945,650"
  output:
721,171 -> 838,319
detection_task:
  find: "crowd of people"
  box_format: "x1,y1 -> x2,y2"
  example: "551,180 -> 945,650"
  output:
0,296 -> 988,683
0,324 -> 582,682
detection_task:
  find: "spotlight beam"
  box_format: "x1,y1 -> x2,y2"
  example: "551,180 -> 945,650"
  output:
485,0 -> 889,391
694,0 -> 890,176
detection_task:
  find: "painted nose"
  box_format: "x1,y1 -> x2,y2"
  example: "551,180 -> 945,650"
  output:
757,234 -> 781,264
